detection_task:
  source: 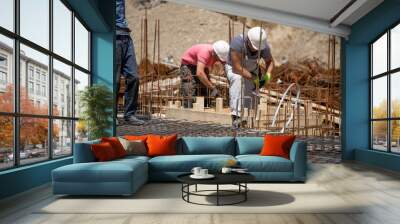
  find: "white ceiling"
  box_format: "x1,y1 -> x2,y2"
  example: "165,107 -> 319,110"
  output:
168,0 -> 384,37
227,0 -> 352,22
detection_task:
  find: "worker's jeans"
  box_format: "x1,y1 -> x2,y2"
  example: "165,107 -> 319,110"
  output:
225,64 -> 256,117
116,35 -> 139,118
180,64 -> 208,108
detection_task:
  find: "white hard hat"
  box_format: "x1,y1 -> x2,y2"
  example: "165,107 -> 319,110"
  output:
212,40 -> 230,62
247,27 -> 267,50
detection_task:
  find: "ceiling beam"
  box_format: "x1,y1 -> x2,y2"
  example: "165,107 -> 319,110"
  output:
168,0 -> 351,37
330,0 -> 368,27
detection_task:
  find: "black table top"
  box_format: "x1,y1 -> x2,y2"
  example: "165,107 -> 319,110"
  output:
177,172 -> 255,185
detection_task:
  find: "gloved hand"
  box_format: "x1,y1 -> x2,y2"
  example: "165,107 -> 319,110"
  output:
259,72 -> 272,87
253,78 -> 260,89
210,87 -> 220,97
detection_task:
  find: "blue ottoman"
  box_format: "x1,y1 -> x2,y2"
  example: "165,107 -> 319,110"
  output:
52,157 -> 148,196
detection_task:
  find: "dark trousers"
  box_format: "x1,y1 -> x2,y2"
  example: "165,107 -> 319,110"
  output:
116,35 -> 139,118
180,64 -> 208,108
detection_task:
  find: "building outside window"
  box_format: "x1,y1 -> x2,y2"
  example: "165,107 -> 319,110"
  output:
0,54 -> 7,90
41,85 -> 46,97
371,23 -> 400,154
0,0 -> 91,170
28,81 -> 34,94
41,73 -> 46,83
0,71 -> 7,90
35,70 -> 40,81
35,83 -> 40,95
0,54 -> 7,67
28,66 -> 34,80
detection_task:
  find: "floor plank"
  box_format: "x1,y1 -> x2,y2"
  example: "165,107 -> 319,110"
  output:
1,162 -> 400,224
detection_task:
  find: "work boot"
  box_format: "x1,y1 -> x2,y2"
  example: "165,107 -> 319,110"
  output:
124,115 -> 145,125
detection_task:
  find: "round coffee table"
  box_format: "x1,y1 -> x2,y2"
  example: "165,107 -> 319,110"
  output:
177,173 -> 255,206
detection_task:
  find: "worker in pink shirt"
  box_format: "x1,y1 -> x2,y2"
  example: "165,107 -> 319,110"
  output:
180,40 -> 230,108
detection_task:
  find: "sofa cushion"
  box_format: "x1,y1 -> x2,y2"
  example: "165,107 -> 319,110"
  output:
53,158 -> 147,183
73,140 -> 100,163
236,137 -> 264,155
118,138 -> 147,156
124,135 -> 149,142
260,135 -> 296,159
101,137 -> 127,158
91,142 -> 118,162
115,155 -> 150,163
236,155 -> 293,172
149,154 -> 235,172
147,134 -> 177,157
178,137 -> 235,155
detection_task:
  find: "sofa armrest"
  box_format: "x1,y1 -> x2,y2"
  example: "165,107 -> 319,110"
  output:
73,140 -> 100,163
289,141 -> 307,181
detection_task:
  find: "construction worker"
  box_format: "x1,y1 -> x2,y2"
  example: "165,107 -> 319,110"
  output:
180,41 -> 230,108
225,27 -> 274,128
115,0 -> 144,124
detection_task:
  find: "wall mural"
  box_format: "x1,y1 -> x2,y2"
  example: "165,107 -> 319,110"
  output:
115,0 -> 342,163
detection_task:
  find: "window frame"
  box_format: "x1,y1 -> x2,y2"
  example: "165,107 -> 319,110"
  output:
0,0 -> 92,171
370,20 -> 400,154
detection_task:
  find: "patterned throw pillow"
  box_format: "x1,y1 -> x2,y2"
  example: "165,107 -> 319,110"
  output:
118,137 -> 147,156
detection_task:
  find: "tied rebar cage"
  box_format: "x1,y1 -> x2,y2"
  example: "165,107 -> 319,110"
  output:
117,15 -> 341,142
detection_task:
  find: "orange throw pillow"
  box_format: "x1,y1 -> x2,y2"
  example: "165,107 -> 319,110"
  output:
101,137 -> 126,158
260,135 -> 296,159
91,142 -> 117,162
124,135 -> 148,141
146,134 -> 177,157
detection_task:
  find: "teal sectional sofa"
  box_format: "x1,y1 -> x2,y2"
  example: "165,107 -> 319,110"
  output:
52,137 -> 307,196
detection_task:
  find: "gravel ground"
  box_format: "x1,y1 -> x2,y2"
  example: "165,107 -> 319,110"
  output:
117,117 -> 341,164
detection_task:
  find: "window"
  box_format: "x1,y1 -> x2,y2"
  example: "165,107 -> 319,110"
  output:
74,69 -> 89,118
0,71 -> 7,92
42,85 -> 46,97
28,67 -> 34,80
35,70 -> 41,81
53,59 -> 72,117
0,116 -> 14,170
0,55 -> 7,67
0,54 -> 8,90
36,83 -> 40,95
53,119 -> 72,158
0,34 -> 13,112
74,17 -> 90,70
20,0 -> 49,49
28,81 -> 34,94
53,0 -> 72,60
20,117 -> 49,164
0,0 -> 14,31
370,23 -> 400,154
0,0 -> 91,170
0,71 -> 7,84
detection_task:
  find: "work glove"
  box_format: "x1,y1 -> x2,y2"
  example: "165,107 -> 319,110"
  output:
259,72 -> 272,87
210,87 -> 220,97
254,72 -> 272,88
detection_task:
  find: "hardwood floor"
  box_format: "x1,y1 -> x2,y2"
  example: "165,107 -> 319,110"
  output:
1,162 -> 400,224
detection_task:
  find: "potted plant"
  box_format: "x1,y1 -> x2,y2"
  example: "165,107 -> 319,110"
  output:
79,84 -> 113,140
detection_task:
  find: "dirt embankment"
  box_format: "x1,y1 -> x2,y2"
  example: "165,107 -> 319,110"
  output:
125,1 -> 340,68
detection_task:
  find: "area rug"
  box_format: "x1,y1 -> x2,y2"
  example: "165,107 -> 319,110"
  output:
37,183 -> 361,214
